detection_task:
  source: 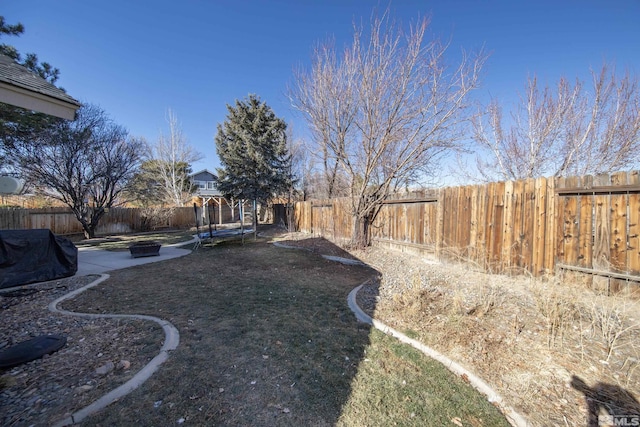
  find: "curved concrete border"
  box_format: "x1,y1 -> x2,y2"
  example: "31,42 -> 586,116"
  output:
348,284 -> 530,427
48,274 -> 180,426
321,255 -> 365,265
272,241 -> 300,250
272,241 -> 529,426
168,236 -> 199,247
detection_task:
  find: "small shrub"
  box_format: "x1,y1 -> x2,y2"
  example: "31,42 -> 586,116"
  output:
587,296 -> 640,363
139,206 -> 175,231
533,286 -> 578,347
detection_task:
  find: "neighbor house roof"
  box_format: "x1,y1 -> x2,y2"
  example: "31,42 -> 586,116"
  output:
189,169 -> 217,179
0,54 -> 81,120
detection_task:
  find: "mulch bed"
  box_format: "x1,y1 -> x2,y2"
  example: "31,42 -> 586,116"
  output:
0,276 -> 163,427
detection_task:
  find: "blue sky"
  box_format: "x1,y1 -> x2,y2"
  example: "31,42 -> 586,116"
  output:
3,1 -> 640,174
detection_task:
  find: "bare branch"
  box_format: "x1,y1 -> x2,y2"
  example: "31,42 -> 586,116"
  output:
152,109 -> 202,206
471,62 -> 640,181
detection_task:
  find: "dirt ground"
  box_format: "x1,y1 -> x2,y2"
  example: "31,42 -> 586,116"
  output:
274,231 -> 640,427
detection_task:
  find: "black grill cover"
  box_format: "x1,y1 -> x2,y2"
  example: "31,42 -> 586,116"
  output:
0,229 -> 78,289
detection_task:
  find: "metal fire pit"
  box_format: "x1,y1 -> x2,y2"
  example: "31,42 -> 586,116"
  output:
128,241 -> 162,258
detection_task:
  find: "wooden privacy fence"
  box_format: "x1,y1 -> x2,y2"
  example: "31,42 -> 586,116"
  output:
0,207 -> 199,235
291,170 -> 640,283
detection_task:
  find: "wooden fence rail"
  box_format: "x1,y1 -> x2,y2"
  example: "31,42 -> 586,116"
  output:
288,171 -> 640,286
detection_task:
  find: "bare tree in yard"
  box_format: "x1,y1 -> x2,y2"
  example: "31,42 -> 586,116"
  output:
290,11 -> 487,247
561,65 -> 640,176
299,167 -> 351,200
151,110 -> 202,206
471,63 -> 640,181
283,130 -> 338,201
290,41 -> 355,200
6,104 -> 143,238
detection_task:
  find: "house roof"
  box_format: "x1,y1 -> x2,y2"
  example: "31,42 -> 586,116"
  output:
0,54 -> 81,120
190,169 -> 217,179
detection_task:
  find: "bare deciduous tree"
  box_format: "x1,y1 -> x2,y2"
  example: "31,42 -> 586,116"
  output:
151,109 -> 202,206
471,63 -> 640,181
292,40 -> 356,200
6,104 -> 143,238
301,168 -> 351,200
561,65 -> 640,176
290,11 -> 486,247
289,135 -> 350,200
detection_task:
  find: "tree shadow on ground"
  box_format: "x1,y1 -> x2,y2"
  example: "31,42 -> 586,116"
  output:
275,236 -> 365,259
571,375 -> 640,427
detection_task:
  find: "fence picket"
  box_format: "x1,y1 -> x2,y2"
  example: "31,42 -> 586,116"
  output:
629,172 -> 640,275
533,178 -> 546,274
521,178 -> 535,272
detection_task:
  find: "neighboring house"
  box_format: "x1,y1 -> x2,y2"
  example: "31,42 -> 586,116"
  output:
191,169 -> 220,198
189,169 -> 247,225
0,54 -> 80,120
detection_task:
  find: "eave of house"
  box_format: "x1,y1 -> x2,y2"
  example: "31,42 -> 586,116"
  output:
0,54 -> 81,120
0,81 -> 79,120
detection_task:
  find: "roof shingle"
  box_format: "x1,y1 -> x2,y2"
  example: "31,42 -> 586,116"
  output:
0,54 -> 80,107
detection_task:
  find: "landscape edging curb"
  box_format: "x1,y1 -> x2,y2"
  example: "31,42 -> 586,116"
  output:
347,284 -> 530,427
48,274 -> 180,426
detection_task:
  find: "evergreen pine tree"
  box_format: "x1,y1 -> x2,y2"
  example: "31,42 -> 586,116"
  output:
215,94 -> 292,238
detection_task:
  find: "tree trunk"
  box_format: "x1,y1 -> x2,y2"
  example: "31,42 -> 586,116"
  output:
72,208 -> 96,239
77,207 -> 106,240
350,214 -> 372,249
82,227 -> 94,240
240,200 -> 244,245
252,199 -> 258,241
80,220 -> 95,239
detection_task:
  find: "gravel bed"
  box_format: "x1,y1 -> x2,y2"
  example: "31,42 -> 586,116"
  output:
274,233 -> 640,426
0,275 -> 163,427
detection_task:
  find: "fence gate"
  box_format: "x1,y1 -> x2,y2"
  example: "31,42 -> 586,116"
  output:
310,202 -> 334,237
